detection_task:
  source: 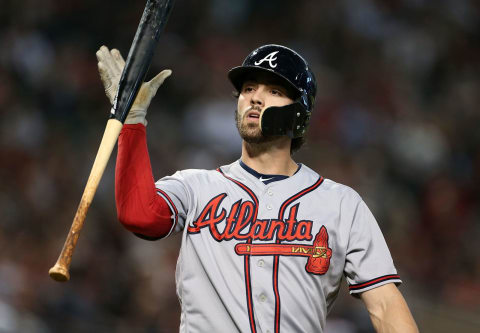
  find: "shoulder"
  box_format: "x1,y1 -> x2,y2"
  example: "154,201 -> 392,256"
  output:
169,168 -> 223,182
167,161 -> 240,182
322,179 -> 361,200
301,164 -> 363,203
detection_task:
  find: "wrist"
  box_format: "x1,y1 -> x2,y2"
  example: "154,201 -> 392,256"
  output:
124,116 -> 148,126
122,123 -> 147,131
124,109 -> 147,126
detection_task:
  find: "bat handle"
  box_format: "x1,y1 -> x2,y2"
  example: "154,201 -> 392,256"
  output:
49,119 -> 124,282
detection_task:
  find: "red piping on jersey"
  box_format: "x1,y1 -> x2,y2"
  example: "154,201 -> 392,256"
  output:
349,274 -> 401,291
278,176 -> 325,221
272,255 -> 281,332
273,176 -> 324,333
217,167 -> 259,333
156,188 -> 179,236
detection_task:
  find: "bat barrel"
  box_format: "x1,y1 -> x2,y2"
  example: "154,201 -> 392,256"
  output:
111,0 -> 175,123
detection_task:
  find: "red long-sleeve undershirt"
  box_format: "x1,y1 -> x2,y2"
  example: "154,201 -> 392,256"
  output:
115,124 -> 173,238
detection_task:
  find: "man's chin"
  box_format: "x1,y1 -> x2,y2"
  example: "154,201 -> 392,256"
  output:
239,129 -> 278,144
242,135 -> 267,144
236,117 -> 277,144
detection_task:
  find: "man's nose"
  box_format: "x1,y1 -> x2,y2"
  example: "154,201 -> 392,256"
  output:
250,87 -> 265,106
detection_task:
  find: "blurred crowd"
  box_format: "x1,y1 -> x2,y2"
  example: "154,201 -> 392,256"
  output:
1,0 -> 479,332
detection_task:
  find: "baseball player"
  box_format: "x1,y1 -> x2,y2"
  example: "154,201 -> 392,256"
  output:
96,44 -> 418,332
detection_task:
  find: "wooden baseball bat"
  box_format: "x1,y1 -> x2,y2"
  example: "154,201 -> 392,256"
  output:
49,118 -> 123,281
49,0 -> 175,282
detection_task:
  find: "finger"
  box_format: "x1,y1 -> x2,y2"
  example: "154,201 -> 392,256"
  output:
97,62 -> 110,83
96,45 -> 111,63
98,65 -> 116,104
148,69 -> 172,92
98,62 -> 113,91
98,45 -> 117,75
109,48 -> 123,73
95,45 -> 108,62
111,48 -> 126,69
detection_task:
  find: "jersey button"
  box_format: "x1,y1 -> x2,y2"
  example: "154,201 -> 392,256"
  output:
266,204 -> 272,210
257,259 -> 264,267
259,294 -> 267,302
267,189 -> 273,196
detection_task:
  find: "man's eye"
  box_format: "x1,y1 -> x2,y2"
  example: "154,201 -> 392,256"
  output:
271,89 -> 283,96
244,86 -> 254,93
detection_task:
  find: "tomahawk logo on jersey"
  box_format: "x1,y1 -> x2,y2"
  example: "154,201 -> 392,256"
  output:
154,160 -> 401,333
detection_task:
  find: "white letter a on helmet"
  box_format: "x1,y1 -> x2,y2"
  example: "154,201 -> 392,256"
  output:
254,51 -> 279,68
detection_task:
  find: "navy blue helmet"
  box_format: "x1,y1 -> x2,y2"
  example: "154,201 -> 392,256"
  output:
228,44 -> 317,138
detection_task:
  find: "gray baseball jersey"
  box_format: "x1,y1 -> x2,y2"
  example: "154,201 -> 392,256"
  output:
155,160 -> 401,333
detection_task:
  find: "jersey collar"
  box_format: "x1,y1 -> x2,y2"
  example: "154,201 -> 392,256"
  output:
239,160 -> 301,185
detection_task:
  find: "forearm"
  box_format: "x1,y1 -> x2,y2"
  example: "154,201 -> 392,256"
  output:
116,124 -> 173,237
369,301 -> 418,333
362,284 -> 419,333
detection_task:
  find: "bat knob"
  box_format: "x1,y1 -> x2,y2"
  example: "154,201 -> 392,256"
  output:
49,264 -> 70,282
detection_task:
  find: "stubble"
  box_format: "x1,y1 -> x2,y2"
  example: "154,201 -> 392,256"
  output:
235,108 -> 276,144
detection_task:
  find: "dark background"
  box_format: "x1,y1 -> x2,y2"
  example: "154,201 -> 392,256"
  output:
1,0 -> 479,332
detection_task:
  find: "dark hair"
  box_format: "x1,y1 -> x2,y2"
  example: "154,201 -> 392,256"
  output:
290,136 -> 305,154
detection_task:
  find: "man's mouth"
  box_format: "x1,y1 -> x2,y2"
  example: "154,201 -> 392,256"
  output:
244,107 -> 261,120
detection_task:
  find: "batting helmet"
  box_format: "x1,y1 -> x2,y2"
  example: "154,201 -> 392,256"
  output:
228,44 -> 317,138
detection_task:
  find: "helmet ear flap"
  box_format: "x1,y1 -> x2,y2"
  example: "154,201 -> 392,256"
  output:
260,102 -> 309,139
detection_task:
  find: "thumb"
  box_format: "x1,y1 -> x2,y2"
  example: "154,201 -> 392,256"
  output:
148,69 -> 172,93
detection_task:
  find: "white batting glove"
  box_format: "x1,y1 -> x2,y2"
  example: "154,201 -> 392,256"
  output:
96,45 -> 172,126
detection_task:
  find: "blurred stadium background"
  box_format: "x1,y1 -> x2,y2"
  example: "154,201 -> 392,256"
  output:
0,0 -> 479,332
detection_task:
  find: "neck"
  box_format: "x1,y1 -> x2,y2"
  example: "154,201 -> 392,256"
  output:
241,137 -> 297,176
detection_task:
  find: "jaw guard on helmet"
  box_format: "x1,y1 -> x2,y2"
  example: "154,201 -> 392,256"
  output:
228,44 -> 317,139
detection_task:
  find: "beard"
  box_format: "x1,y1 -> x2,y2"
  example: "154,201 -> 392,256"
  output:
235,109 -> 277,144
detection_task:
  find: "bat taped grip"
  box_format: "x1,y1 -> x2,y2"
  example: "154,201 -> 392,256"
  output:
49,119 -> 123,282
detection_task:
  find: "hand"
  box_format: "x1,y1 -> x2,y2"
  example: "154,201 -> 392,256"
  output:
96,45 -> 172,126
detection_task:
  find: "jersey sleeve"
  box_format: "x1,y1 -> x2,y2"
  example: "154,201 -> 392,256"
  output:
154,171 -> 193,233
343,198 -> 402,295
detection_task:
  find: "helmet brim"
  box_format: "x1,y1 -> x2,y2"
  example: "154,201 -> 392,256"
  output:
228,66 -> 301,99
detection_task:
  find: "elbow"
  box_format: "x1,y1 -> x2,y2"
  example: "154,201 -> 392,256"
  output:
116,204 -> 173,238
117,210 -> 143,232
